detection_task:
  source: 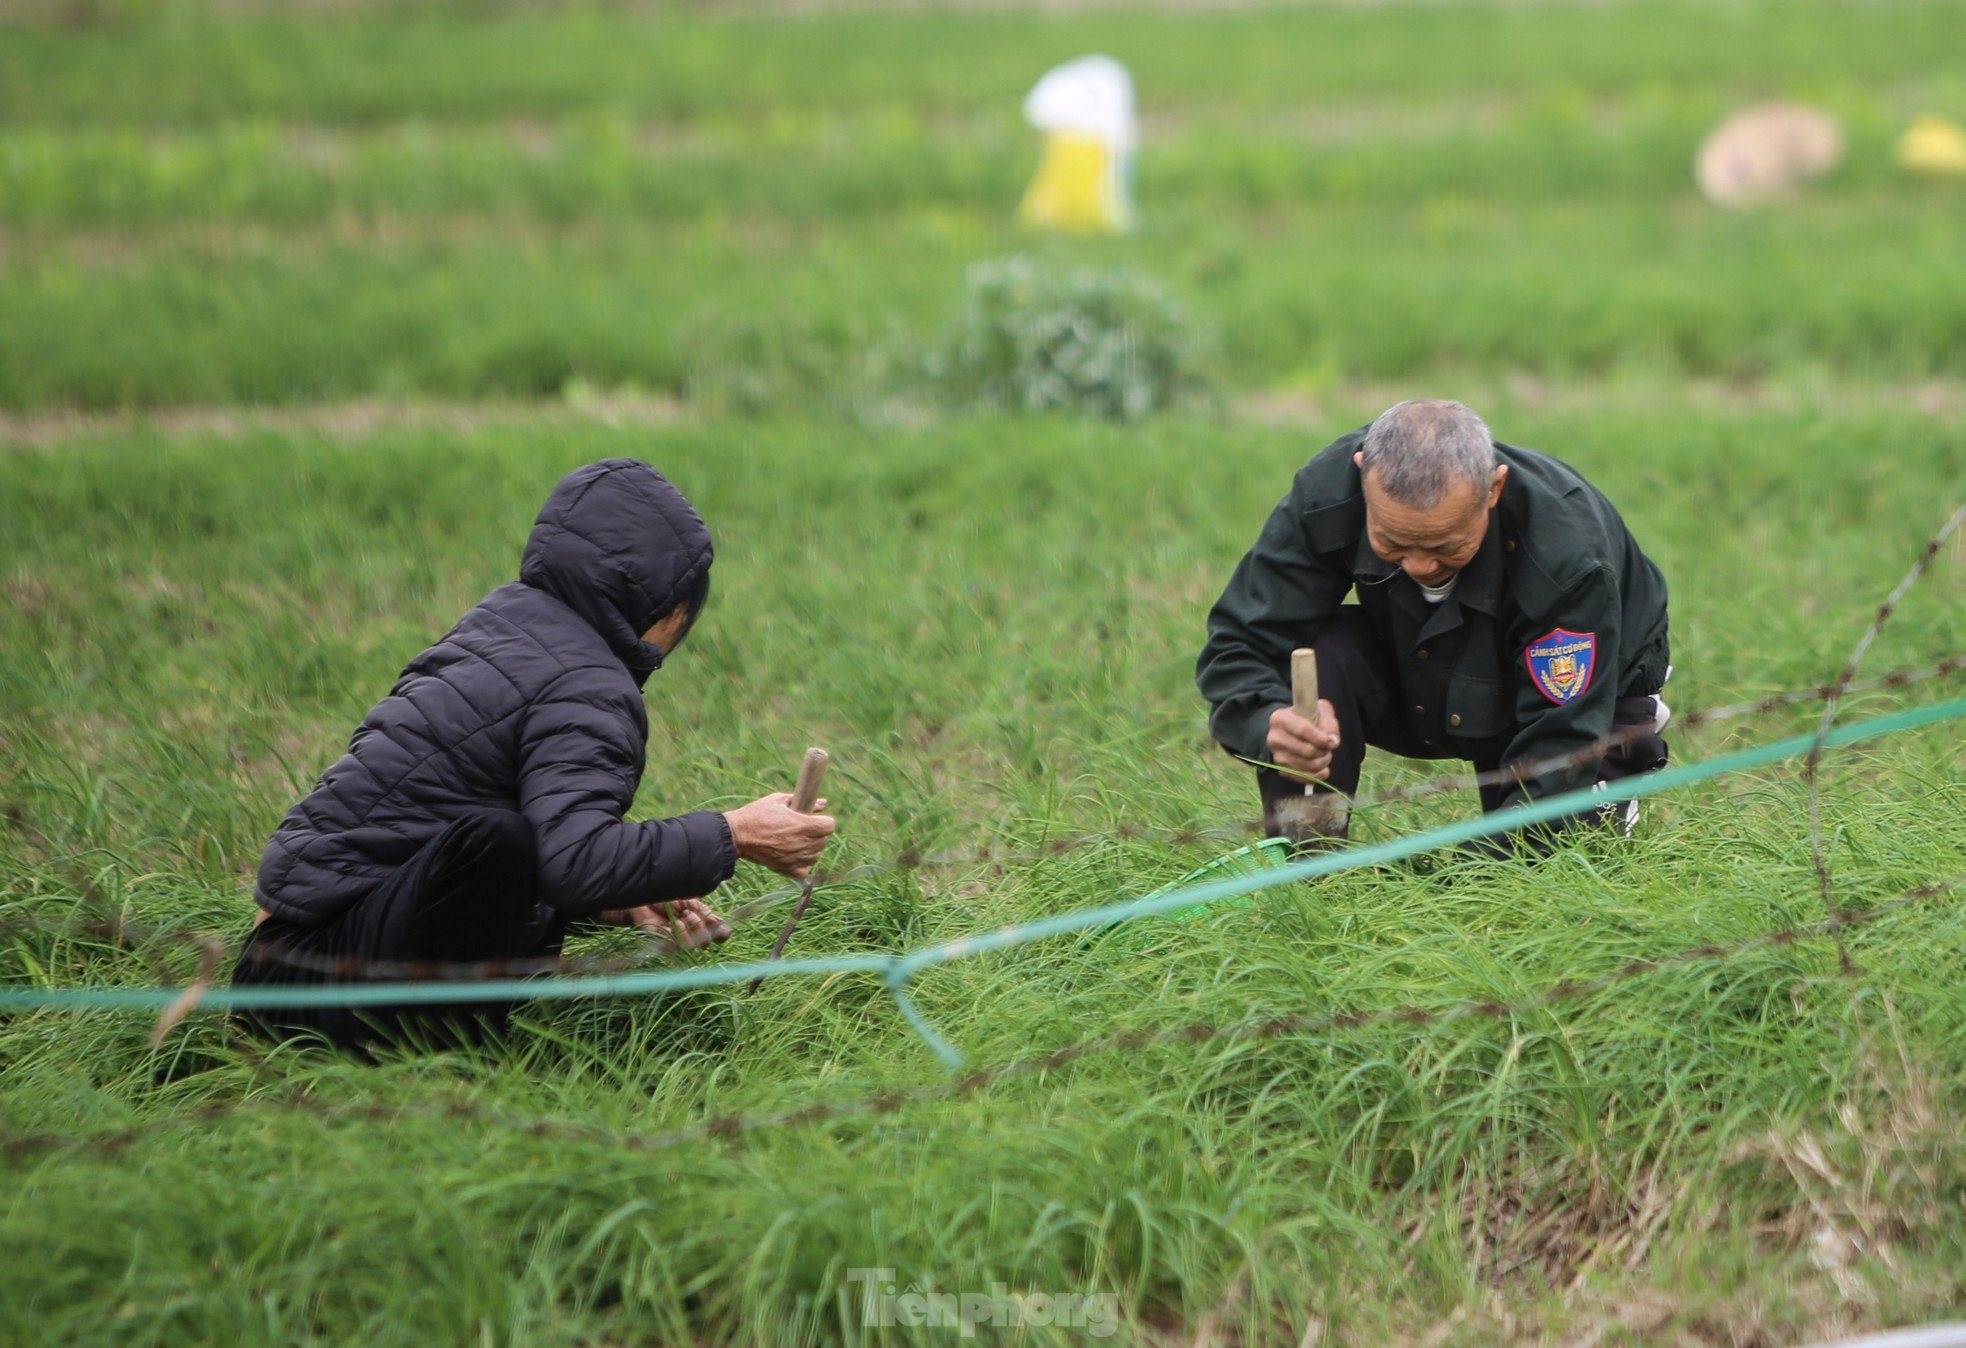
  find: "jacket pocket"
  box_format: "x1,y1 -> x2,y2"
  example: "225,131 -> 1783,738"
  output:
1445,675 -> 1513,741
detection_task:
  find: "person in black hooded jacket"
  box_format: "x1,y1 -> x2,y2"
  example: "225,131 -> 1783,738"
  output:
233,458 -> 836,1047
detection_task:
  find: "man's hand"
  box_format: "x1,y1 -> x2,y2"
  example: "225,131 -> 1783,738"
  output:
1268,699 -> 1340,778
724,792 -> 836,879
599,897 -> 731,949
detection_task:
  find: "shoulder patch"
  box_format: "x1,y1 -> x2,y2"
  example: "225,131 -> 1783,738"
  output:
1525,628 -> 1597,705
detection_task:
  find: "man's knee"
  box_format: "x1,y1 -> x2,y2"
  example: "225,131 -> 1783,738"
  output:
416,809 -> 541,934
404,809 -> 544,954
1310,607 -> 1392,691
440,808 -> 537,875
1603,693 -> 1671,780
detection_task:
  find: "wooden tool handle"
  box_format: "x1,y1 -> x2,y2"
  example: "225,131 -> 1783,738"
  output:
1291,648 -> 1320,721
789,747 -> 829,814
747,748 -> 829,994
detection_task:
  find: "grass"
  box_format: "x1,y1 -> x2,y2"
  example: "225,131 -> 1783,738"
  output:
4,0 -> 1966,1343
10,195 -> 1966,409
2,1 -> 1965,409
4,411 -> 1964,1344
7,3 -> 1965,126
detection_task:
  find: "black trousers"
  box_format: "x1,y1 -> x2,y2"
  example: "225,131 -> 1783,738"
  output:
1257,608 -> 1669,838
233,809 -> 559,1049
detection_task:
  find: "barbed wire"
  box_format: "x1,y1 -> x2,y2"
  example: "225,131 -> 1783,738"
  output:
1345,649 -> 1965,810
595,871 -> 1966,1155
6,871 -> 1958,1169
3,515 -> 1962,1082
7,651 -> 1959,987
6,692 -> 1959,1088
1804,503 -> 1966,973
3,505 -> 1962,1348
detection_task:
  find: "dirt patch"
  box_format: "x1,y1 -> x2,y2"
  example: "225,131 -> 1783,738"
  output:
9,376 -> 1964,451
1241,377 -> 1966,428
0,391 -> 688,450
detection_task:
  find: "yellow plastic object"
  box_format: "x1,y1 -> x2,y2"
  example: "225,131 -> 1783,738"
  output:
1019,132 -> 1132,235
1897,115 -> 1966,177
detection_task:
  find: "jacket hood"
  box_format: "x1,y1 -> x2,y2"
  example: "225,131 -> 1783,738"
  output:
519,458 -> 714,682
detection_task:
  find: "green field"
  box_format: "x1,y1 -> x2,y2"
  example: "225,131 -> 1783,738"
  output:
5,2 -> 1966,1344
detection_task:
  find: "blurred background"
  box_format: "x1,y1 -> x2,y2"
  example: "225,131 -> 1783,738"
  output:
2,0 -> 1963,424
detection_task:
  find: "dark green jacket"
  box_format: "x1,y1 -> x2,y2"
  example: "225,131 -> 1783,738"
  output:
1197,430 -> 1669,809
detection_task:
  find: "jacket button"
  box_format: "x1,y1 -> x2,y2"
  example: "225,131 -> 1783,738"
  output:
1505,539 -> 1517,553
1413,704 -> 1426,716
1449,713 -> 1462,728
1416,648 -> 1430,661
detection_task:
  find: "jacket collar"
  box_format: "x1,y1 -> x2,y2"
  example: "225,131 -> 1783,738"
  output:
1450,514 -> 1506,616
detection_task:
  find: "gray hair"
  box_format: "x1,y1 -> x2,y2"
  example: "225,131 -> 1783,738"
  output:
1358,399 -> 1497,507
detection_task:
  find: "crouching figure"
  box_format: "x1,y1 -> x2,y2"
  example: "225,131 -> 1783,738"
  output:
236,459 -> 834,1047
1197,400 -> 1672,854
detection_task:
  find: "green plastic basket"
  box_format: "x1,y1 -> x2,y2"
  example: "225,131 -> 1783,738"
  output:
1083,837 -> 1294,947
1159,837 -> 1294,918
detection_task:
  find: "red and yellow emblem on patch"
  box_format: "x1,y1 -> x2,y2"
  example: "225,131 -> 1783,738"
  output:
1525,628 -> 1597,705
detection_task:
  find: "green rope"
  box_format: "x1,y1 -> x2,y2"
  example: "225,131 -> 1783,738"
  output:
891,696 -> 1966,978
3,697 -> 1961,1054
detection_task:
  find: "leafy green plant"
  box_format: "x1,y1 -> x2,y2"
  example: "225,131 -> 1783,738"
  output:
918,255 -> 1219,422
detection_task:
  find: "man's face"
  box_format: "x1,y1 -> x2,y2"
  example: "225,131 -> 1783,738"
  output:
641,603 -> 692,652
1355,453 -> 1509,588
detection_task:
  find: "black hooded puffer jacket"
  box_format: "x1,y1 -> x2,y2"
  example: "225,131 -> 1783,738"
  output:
255,459 -> 736,926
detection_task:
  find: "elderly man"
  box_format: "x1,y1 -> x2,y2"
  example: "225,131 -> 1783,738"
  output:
1196,400 -> 1671,850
